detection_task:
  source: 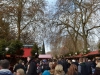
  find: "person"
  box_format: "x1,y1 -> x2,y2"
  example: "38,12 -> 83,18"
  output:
93,58 -> 100,75
13,60 -> 26,74
57,58 -> 63,66
13,62 -> 18,71
85,59 -> 92,75
49,62 -> 56,75
67,60 -> 71,68
41,60 -> 50,73
0,59 -> 13,75
22,61 -> 27,73
27,56 -> 37,75
67,64 -> 81,75
54,64 -> 65,75
62,58 -> 69,73
78,58 -> 88,75
42,65 -> 50,75
16,69 -> 25,75
72,59 -> 78,67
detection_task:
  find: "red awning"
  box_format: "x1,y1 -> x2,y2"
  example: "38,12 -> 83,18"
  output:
39,54 -> 52,58
85,50 -> 100,56
22,48 -> 32,57
74,54 -> 83,58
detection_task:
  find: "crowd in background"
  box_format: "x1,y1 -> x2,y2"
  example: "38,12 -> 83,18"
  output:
0,57 -> 100,75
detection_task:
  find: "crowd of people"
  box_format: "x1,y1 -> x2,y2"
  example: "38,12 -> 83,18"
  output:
0,56 -> 100,75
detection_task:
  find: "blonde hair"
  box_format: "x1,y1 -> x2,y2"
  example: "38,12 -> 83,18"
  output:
17,69 -> 25,75
54,64 -> 65,75
96,62 -> 100,68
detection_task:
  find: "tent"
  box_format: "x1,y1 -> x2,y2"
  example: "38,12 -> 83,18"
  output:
38,54 -> 52,59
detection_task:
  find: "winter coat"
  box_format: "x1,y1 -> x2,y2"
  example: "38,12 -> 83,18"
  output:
42,70 -> 50,75
27,60 -> 37,75
13,63 -> 26,72
62,60 -> 69,73
0,69 -> 13,75
85,62 -> 92,75
93,67 -> 100,75
78,62 -> 88,75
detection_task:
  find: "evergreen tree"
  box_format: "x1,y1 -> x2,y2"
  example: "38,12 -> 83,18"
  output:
42,41 -> 45,54
31,43 -> 39,56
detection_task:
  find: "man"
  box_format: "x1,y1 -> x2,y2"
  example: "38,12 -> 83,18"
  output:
0,59 -> 13,75
27,56 -> 37,75
13,60 -> 26,74
78,58 -> 88,75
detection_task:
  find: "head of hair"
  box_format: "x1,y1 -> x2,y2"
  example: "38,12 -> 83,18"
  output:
68,60 -> 72,64
27,56 -> 34,60
27,56 -> 32,59
17,69 -> 25,75
79,58 -> 83,63
19,60 -> 23,64
95,58 -> 100,65
49,62 -> 53,69
55,64 -> 64,75
67,64 -> 78,75
49,62 -> 56,69
0,59 -> 10,69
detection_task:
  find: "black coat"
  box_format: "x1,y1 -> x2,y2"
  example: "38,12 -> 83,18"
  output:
93,67 -> 100,75
13,64 -> 25,72
27,60 -> 37,75
85,62 -> 92,75
78,62 -> 88,75
62,60 -> 69,73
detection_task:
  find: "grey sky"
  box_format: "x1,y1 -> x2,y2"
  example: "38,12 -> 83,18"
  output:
47,0 -> 56,6
45,0 -> 57,52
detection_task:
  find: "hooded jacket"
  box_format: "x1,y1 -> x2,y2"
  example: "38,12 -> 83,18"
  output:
0,69 -> 13,75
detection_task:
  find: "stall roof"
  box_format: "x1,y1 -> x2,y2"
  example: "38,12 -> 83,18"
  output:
85,50 -> 100,56
39,54 -> 52,58
74,54 -> 83,58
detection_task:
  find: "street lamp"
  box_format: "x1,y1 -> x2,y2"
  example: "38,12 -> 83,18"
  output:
75,52 -> 77,55
5,47 -> 9,51
69,54 -> 71,56
35,52 -> 37,55
88,48 -> 90,51
3,47 -> 9,59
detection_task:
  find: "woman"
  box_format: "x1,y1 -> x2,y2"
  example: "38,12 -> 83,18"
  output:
16,69 -> 25,75
67,64 -> 81,75
54,64 -> 65,75
93,58 -> 100,75
49,62 -> 56,75
26,56 -> 37,75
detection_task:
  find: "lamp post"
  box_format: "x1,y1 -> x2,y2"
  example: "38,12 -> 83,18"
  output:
3,47 -> 9,59
69,54 -> 71,56
5,47 -> 9,52
75,52 -> 77,55
35,52 -> 37,55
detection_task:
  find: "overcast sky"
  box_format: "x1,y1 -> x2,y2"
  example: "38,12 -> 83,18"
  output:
45,0 -> 57,53
47,0 -> 56,5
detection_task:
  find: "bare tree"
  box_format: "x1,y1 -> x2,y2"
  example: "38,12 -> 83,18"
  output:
0,0 -> 46,41
55,0 -> 100,52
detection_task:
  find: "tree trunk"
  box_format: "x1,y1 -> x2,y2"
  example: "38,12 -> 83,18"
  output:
83,35 -> 88,50
17,0 -> 23,41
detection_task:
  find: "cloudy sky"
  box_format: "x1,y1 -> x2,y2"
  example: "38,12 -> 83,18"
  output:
47,0 -> 56,5
45,0 -> 57,52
